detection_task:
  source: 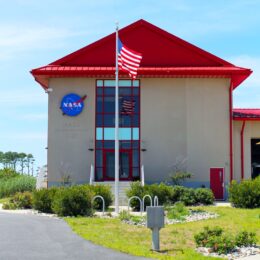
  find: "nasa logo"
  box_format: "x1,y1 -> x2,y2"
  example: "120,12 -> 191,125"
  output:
60,93 -> 87,116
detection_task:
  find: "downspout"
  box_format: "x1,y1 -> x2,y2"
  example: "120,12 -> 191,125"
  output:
229,81 -> 233,182
240,121 -> 246,180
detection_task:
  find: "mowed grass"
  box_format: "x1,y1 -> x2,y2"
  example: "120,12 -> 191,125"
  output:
66,207 -> 260,260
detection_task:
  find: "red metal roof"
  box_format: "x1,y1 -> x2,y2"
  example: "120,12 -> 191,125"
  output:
31,19 -> 252,89
233,109 -> 260,121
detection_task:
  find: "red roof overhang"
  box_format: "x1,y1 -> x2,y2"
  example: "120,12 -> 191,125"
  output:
233,109 -> 260,121
31,65 -> 252,90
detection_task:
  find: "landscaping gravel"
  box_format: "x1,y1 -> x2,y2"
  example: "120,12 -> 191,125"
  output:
197,246 -> 260,259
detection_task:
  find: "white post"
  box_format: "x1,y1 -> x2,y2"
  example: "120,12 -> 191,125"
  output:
89,164 -> 94,185
114,23 -> 119,214
141,165 -> 145,186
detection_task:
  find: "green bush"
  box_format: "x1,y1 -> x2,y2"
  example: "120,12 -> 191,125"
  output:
179,188 -> 197,206
3,192 -> 32,209
0,175 -> 36,198
235,231 -> 257,247
167,202 -> 189,220
229,177 -> 260,208
195,188 -> 214,205
32,187 -> 58,213
126,181 -> 145,210
52,185 -> 93,217
147,183 -> 172,205
194,226 -> 235,254
0,168 -> 18,180
89,185 -> 113,210
119,210 -> 131,221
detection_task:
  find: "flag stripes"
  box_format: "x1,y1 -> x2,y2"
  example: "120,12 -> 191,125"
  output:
118,39 -> 142,79
121,98 -> 135,115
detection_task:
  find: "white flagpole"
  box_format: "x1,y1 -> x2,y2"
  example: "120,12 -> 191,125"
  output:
115,22 -> 119,214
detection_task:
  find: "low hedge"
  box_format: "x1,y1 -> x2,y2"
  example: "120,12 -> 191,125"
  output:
2,191 -> 33,210
229,177 -> 260,208
32,184 -> 113,216
126,182 -> 214,210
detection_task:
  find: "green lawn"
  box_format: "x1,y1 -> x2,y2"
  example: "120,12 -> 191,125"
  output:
66,207 -> 260,260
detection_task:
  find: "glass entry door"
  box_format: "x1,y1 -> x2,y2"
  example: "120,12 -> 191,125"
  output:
104,149 -> 131,180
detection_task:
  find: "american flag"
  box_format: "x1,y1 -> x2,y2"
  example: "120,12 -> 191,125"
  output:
118,38 -> 142,79
121,98 -> 135,115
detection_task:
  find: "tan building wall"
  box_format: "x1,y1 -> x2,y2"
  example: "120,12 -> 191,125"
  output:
48,78 -> 95,185
141,78 -> 230,187
47,77 -> 231,189
233,121 -> 260,181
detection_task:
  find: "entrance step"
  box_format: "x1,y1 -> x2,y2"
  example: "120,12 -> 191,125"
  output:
93,181 -> 132,206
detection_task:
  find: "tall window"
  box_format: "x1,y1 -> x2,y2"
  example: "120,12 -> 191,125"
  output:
95,79 -> 140,181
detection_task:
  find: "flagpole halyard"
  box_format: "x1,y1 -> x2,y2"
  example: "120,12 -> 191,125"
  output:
115,22 -> 120,214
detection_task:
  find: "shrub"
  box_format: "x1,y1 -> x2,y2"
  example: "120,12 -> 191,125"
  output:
126,181 -> 145,210
89,185 -> 113,210
0,168 -> 18,180
235,231 -> 257,247
194,226 -> 235,254
119,210 -> 131,221
146,183 -> 172,205
52,185 -> 93,217
3,192 -> 32,209
170,185 -> 188,203
195,188 -> 214,205
32,187 -> 58,213
229,177 -> 260,208
179,188 -> 197,206
0,175 -> 36,198
167,201 -> 189,220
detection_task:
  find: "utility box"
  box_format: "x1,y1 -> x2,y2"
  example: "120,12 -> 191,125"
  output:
146,206 -> 165,228
146,206 -> 165,251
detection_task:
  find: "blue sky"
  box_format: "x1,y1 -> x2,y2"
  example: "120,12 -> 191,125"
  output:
0,0 -> 260,170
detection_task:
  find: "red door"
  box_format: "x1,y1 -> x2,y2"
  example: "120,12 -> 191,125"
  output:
210,168 -> 224,200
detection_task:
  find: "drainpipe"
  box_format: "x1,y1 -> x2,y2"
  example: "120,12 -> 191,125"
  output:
240,121 -> 246,180
229,81 -> 233,182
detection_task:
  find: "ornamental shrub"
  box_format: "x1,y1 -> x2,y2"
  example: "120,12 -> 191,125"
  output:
179,188 -> 197,205
89,184 -> 113,210
126,181 -> 145,210
229,177 -> 260,208
52,185 -> 93,217
3,192 -> 32,209
195,188 -> 214,205
167,202 -> 189,220
235,231 -> 257,247
32,187 -> 58,213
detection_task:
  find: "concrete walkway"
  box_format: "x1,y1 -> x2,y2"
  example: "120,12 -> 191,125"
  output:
0,211 -> 148,260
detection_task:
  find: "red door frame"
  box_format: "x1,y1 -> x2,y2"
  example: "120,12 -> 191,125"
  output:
210,168 -> 224,200
103,149 -> 132,181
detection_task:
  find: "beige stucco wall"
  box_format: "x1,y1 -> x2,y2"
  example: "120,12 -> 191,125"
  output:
48,78 -> 95,185
47,77 -> 231,188
141,78 -> 230,186
233,121 -> 260,181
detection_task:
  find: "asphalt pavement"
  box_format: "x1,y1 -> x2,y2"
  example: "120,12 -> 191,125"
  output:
0,211 -> 148,260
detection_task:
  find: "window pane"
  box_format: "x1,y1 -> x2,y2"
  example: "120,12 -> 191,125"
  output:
119,128 -> 131,140
119,88 -> 131,96
133,80 -> 139,87
104,128 -> 115,140
132,128 -> 139,140
104,114 -> 115,127
96,128 -> 103,140
97,88 -> 103,95
104,80 -> 115,87
119,80 -> 131,87
96,150 -> 103,167
96,114 -> 103,126
120,115 -> 131,127
97,80 -> 103,87
95,168 -> 103,181
104,141 -> 115,149
132,168 -> 140,177
96,141 -> 103,149
104,87 -> 115,96
120,141 -> 131,149
132,141 -> 139,149
97,97 -> 103,113
132,114 -> 139,127
132,96 -> 139,113
104,97 -> 115,113
133,88 -> 139,95
133,150 -> 139,167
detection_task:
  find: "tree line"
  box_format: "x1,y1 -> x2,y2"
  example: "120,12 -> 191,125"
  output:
0,151 -> 35,175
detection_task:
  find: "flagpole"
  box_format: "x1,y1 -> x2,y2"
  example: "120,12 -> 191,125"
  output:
115,22 -> 119,214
